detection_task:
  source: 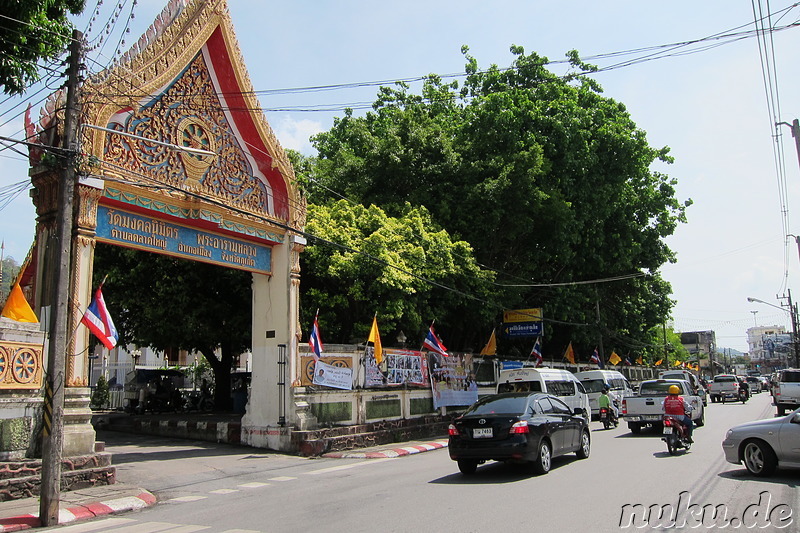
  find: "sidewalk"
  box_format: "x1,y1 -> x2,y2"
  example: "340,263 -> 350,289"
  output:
0,483 -> 155,532
321,438 -> 448,459
0,437 -> 447,530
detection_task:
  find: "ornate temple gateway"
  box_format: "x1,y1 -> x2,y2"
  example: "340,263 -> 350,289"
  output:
22,0 -> 306,453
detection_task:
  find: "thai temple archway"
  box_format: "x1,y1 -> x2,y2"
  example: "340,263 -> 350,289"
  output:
27,0 -> 305,453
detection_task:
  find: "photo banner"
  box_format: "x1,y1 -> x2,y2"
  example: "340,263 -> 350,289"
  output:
312,360 -> 353,390
428,352 -> 478,409
300,355 -> 352,386
365,348 -> 429,388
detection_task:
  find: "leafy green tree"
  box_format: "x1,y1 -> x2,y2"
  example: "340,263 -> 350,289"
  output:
0,1 -> 86,95
93,244 -> 252,410
309,45 -> 691,358
302,200 -> 496,350
90,374 -> 109,409
0,255 -> 21,301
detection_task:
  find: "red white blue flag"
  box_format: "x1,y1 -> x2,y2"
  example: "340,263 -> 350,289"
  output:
423,325 -> 448,357
589,348 -> 604,369
81,287 -> 118,350
531,337 -> 543,368
309,315 -> 324,362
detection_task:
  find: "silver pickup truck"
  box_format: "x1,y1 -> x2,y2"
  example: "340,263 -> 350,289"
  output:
621,379 -> 704,434
709,373 -> 741,403
774,369 -> 800,416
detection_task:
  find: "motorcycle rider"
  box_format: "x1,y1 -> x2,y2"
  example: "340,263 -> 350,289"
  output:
738,377 -> 750,401
662,384 -> 693,443
598,385 -> 619,422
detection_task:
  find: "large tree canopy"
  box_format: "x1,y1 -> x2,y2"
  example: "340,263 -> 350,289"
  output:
301,200 -> 496,351
0,1 -> 86,95
93,244 -> 252,410
306,46 -> 691,358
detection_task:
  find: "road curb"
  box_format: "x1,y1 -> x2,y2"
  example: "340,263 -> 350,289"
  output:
0,490 -> 156,531
322,439 -> 448,459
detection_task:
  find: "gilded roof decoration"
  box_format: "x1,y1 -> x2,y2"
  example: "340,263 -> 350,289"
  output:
102,52 -> 269,214
77,0 -> 303,233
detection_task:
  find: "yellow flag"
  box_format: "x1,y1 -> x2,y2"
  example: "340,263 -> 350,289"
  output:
563,342 -> 576,364
479,329 -> 496,356
367,315 -> 383,365
609,351 -> 621,366
1,283 -> 38,323
674,359 -> 682,367
655,359 -> 663,366
636,356 -> 643,365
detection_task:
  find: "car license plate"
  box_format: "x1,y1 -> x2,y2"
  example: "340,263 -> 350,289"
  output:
663,426 -> 673,434
473,427 -> 493,438
643,415 -> 661,421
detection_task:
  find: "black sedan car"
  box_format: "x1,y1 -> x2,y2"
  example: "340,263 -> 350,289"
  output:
448,392 -> 591,475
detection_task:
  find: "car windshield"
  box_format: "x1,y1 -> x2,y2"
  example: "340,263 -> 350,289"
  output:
464,394 -> 529,416
639,382 -> 678,395
714,375 -> 735,382
580,379 -> 606,393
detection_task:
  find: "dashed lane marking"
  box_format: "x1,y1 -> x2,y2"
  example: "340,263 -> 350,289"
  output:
305,457 -> 395,475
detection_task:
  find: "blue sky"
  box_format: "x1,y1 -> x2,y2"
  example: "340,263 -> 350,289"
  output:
1,0 -> 799,352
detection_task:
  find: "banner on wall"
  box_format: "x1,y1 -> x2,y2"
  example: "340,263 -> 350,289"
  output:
428,352 -> 478,409
365,348 -> 429,388
300,355 -> 353,387
312,360 -> 353,390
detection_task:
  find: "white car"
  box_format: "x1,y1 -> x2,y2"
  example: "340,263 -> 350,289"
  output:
722,408 -> 800,476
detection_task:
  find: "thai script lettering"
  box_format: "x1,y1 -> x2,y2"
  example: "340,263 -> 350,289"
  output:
106,210 -> 179,239
110,229 -> 167,250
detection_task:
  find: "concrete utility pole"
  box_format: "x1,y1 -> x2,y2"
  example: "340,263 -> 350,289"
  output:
39,29 -> 83,527
787,289 -> 800,369
778,119 -> 800,172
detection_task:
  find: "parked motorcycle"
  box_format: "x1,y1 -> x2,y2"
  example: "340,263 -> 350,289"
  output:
662,414 -> 691,455
599,406 -> 618,429
183,388 -> 214,412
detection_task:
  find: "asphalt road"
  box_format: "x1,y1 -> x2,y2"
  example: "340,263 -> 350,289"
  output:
41,392 -> 800,533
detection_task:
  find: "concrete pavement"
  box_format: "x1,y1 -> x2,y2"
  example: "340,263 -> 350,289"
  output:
0,436 -> 447,530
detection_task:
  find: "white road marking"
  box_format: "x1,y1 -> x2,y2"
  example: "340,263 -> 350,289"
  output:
305,457 -> 395,475
169,495 -> 208,503
238,481 -> 270,488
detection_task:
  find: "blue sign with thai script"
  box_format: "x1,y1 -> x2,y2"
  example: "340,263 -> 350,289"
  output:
502,322 -> 543,338
96,205 -> 271,274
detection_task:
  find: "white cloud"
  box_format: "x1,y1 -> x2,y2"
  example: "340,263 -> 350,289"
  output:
272,117 -> 325,156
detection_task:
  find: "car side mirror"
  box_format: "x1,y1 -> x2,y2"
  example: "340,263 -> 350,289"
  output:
573,408 -> 583,417
791,413 -> 800,424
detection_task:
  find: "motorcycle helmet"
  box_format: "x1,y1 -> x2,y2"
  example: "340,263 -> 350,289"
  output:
668,385 -> 680,394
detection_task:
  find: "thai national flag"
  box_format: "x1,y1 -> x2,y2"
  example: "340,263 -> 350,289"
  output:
531,337 -> 543,368
423,325 -> 448,356
589,348 -> 604,369
624,356 -> 633,366
81,287 -> 118,350
309,316 -> 324,362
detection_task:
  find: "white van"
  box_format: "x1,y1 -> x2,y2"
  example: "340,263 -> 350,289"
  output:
574,370 -> 634,418
659,370 -> 707,406
497,367 -> 590,420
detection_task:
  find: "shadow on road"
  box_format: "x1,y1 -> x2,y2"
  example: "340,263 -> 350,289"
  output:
429,456 -> 579,484
717,468 -> 800,488
97,429 -> 280,465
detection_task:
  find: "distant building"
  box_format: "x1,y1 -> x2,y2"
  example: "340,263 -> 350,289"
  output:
680,330 -> 716,376
748,325 -> 791,371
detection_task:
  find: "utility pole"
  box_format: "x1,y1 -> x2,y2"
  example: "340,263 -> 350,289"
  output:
778,119 -> 800,172
39,29 -> 82,527
787,289 -> 800,368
